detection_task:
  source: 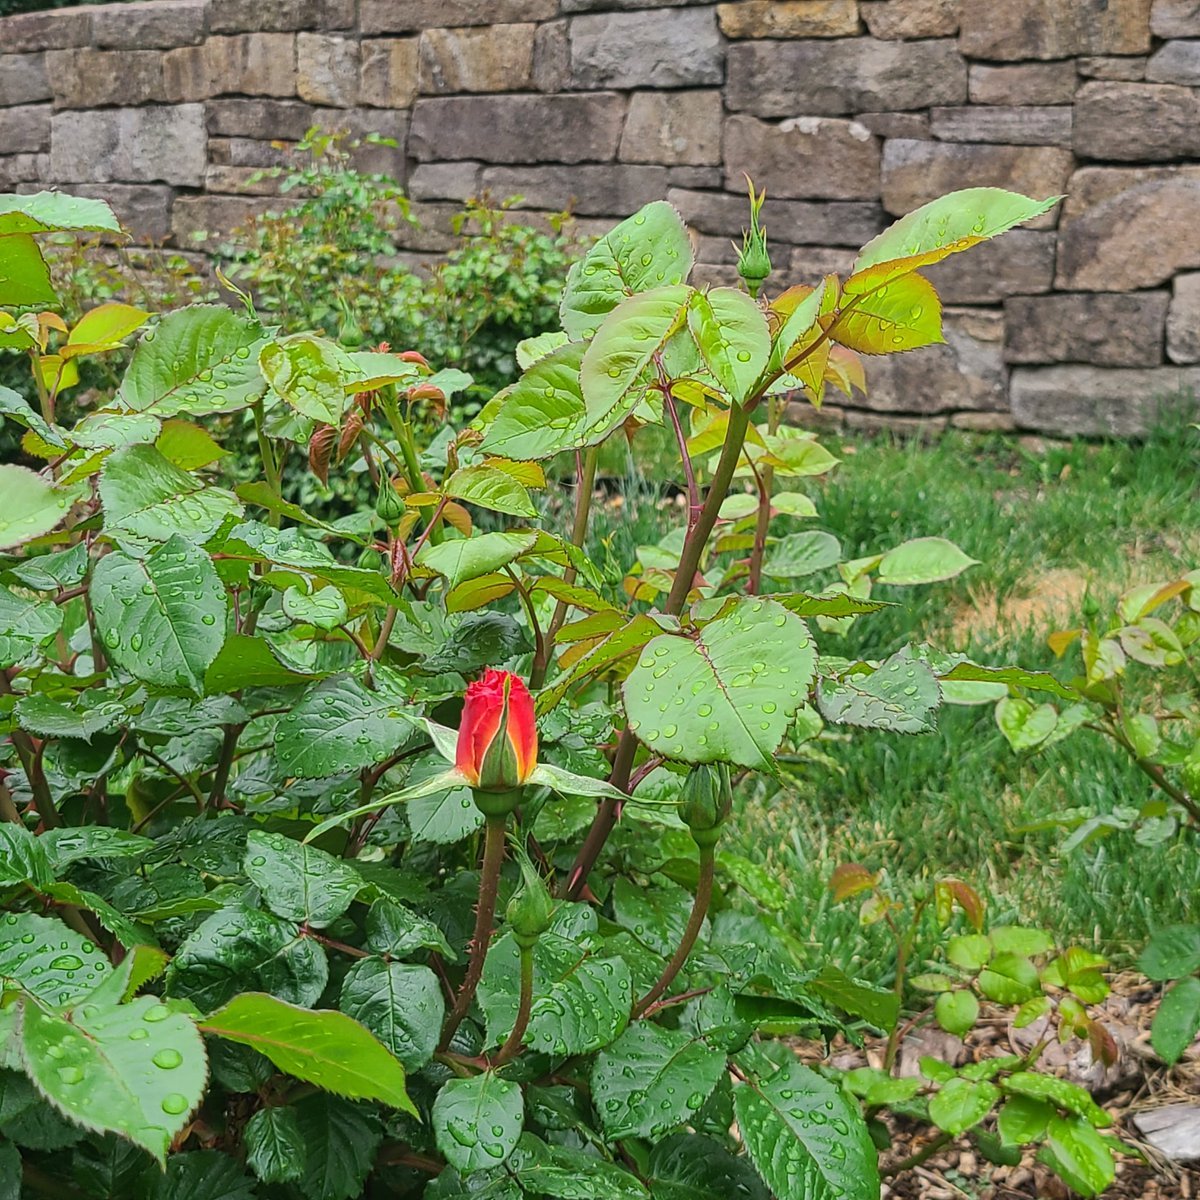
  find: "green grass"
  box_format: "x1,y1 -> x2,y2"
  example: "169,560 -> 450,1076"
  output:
593,417 -> 1200,989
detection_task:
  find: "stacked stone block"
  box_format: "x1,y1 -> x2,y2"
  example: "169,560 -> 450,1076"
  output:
2,0 -> 1200,435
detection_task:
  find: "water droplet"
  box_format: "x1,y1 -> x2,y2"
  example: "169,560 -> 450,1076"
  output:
50,954 -> 83,971
143,1004 -> 170,1023
57,1066 -> 83,1085
161,1094 -> 189,1116
152,1049 -> 183,1070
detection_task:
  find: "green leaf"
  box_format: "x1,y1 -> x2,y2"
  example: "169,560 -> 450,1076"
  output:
18,993 -> 206,1164
259,334 -> 357,425
0,234 -> 55,307
166,904 -> 327,1012
1002,1072 -> 1111,1128
763,531 -> 842,579
733,1060 -> 879,1200
41,827 -> 153,871
366,898 -> 455,960
516,329 -> 571,369
0,385 -> 62,447
69,410 -> 161,451
199,992 -> 415,1114
292,1093 -> 381,1200
977,953 -> 1040,1004
851,188 -> 1060,290
0,583 -> 63,663
0,192 -> 120,237
623,598 -> 817,769
0,825 -> 54,890
831,272 -> 943,354
687,288 -> 771,402
145,1151 -> 257,1200
118,305 -> 268,417
244,830 -> 361,928
510,1133 -> 650,1198
282,583 -> 349,631
934,990 -> 980,1037
406,772 -> 484,845
90,535 -> 227,695
876,537 -> 978,586
560,200 -> 693,340
0,465 -> 69,550
997,1095 -> 1053,1145
1139,924 -> 1200,981
818,649 -> 941,735
15,693 -> 125,742
946,933 -> 992,971
274,675 -> 419,778
995,697 -> 1058,752
1150,976 -> 1200,1065
446,465 -> 538,518
929,1077 -> 999,1136
204,633 -> 319,692
433,1072 -> 524,1175
613,876 -> 697,959
305,767 -> 468,843
479,931 -> 632,1057
244,1106 -> 306,1185
526,762 -> 629,803
1041,1114 -> 1116,1197
479,342 -> 589,462
939,661 -> 1076,701
420,612 -> 532,677
808,965 -> 899,1031
579,285 -> 690,443
339,957 -> 444,1072
99,444 -> 242,543
0,912 -> 111,1006
418,530 -> 539,591
647,1133 -> 768,1200
990,926 -> 1055,957
591,1023 -> 726,1140
718,852 -> 787,912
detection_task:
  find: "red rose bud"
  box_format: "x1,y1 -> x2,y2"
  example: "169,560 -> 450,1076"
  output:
456,669 -> 538,794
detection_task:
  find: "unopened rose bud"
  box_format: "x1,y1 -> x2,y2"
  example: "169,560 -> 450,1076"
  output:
680,764 -> 733,847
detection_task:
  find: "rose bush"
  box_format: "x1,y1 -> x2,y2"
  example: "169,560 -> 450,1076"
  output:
0,183 -> 1134,1199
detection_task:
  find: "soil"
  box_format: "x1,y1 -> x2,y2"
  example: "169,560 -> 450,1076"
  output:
793,973 -> 1200,1199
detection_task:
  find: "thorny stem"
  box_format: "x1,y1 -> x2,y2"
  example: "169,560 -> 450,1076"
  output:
0,673 -> 59,830
493,941 -> 535,1067
531,447 -> 599,691
1089,718 -> 1200,827
634,844 -> 716,1017
208,723 -> 245,811
564,404 -> 753,899
440,814 -> 507,1049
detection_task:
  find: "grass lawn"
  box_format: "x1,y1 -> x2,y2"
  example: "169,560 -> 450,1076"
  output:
588,416 -> 1200,990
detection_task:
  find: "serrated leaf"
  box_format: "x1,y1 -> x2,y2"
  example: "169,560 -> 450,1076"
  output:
623,598 -> 816,769
244,1106 -> 306,1184
560,201 -> 693,340
0,465 -> 69,550
479,931 -> 631,1057
446,465 -> 538,518
244,830 -> 361,928
0,192 -> 119,237
282,583 -> 348,631
580,285 -> 690,443
274,675 -> 419,778
259,334 -> 357,425
850,188 -> 1060,291
818,650 -> 940,734
433,1073 -> 523,1175
0,825 -> 54,891
592,1023 -> 726,1140
0,583 -> 62,663
929,1077 -> 999,1135
934,990 -> 980,1037
510,1133 -> 650,1198
199,992 -> 415,1114
687,288 -> 771,402
418,530 -> 539,591
119,305 -> 267,417
0,912 -> 110,1006
479,342 -> 588,462
90,535 -> 227,695
204,633 -> 319,693
1002,1072 -> 1111,1127
99,444 -> 241,543
516,329 -> 571,369
0,233 -> 55,307
734,1060 -> 879,1200
292,1093 -> 381,1200
339,958 -> 443,1072
647,1133 -> 768,1200
1041,1114 -> 1116,1197
995,697 -> 1058,752
831,272 -> 943,355
19,993 -> 206,1164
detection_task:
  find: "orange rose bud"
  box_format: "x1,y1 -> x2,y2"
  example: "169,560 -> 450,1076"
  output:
456,669 -> 538,793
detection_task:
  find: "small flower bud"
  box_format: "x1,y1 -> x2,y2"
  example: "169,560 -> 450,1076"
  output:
506,854 -> 554,948
736,175 -> 771,298
375,478 -> 406,526
680,764 -> 733,848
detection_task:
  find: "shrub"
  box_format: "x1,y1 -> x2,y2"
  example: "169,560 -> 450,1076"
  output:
0,183 -> 1132,1199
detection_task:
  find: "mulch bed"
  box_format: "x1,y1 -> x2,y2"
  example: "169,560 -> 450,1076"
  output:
793,973 -> 1199,1198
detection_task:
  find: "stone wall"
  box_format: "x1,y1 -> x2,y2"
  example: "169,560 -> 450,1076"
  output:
2,0 -> 1200,436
